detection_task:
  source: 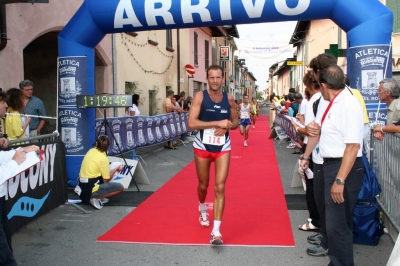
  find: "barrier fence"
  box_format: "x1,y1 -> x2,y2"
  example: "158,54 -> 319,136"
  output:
370,132 -> 400,234
274,113 -> 400,236
273,113 -> 299,143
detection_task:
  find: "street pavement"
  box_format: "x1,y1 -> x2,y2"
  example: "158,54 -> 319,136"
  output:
11,107 -> 394,266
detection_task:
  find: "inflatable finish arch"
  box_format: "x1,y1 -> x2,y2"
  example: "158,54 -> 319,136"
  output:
58,0 -> 393,186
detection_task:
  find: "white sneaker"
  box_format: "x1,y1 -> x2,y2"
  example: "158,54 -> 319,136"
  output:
90,198 -> 103,210
100,198 -> 109,204
198,205 -> 210,227
244,140 -> 248,147
252,125 -> 255,128
74,185 -> 82,196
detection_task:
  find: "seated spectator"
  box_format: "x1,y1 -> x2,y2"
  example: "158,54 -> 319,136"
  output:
77,135 -> 124,209
5,88 -> 31,141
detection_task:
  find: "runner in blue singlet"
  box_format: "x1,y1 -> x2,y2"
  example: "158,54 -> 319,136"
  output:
188,65 -> 238,245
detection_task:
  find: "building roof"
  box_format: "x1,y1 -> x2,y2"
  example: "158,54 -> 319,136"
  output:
289,21 -> 309,46
210,25 -> 240,38
273,58 -> 297,76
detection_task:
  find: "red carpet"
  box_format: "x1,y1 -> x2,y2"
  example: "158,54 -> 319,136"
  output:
98,115 -> 294,246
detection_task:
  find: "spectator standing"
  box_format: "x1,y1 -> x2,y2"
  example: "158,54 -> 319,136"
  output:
5,88 -> 31,141
291,72 -> 322,238
0,88 -> 40,265
374,120 -> 400,140
186,96 -> 193,111
374,78 -> 400,140
163,90 -> 179,149
19,80 -> 46,136
178,91 -> 189,111
301,64 -> 364,266
125,94 -> 140,116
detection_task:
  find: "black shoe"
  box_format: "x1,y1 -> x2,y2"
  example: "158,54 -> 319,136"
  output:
306,245 -> 328,257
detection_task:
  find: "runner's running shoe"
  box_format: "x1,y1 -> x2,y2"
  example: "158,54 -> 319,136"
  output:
210,231 -> 223,245
244,140 -> 248,147
199,207 -> 210,227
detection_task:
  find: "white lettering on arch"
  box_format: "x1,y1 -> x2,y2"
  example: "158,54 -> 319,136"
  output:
220,0 -> 232,20
114,0 -> 143,28
145,0 -> 175,26
181,0 -> 212,24
275,0 -> 310,16
242,0 -> 266,18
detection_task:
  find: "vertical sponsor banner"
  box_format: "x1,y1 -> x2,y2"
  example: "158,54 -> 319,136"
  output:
109,118 -> 124,155
144,117 -> 156,146
154,116 -> 164,144
174,112 -> 182,136
58,56 -> 92,186
5,141 -> 68,234
348,45 -> 392,125
125,117 -> 136,152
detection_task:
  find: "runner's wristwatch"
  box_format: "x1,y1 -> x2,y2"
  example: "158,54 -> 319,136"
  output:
335,178 -> 345,185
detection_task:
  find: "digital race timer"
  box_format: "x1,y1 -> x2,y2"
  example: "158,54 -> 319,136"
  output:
76,94 -> 132,108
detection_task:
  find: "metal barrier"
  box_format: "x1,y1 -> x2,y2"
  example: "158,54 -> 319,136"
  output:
274,113 -> 299,143
370,132 -> 400,234
8,131 -> 60,146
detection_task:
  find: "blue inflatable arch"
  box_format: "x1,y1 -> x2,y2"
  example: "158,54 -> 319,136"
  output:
58,0 -> 393,186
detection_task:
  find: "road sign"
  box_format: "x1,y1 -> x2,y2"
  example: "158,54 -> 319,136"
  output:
185,64 -> 195,75
287,61 -> 303,66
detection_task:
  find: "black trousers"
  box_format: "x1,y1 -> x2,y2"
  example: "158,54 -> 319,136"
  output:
0,197 -> 17,266
302,144 -> 319,228
323,157 -> 364,266
313,163 -> 327,248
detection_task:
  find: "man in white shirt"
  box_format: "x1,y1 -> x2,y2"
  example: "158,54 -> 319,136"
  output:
301,64 -> 364,266
0,89 -> 39,265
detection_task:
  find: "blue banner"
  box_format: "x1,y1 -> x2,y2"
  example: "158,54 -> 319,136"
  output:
58,56 -> 94,186
348,45 -> 392,126
58,57 -> 87,105
95,112 -> 189,156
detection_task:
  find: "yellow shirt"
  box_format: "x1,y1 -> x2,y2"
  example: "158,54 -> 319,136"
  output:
5,108 -> 26,140
351,89 -> 369,124
79,148 -> 110,193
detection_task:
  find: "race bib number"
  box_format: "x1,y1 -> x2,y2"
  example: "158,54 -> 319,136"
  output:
240,111 -> 250,119
202,128 -> 225,146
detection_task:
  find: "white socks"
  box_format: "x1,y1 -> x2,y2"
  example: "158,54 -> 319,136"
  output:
199,202 -> 207,212
213,220 -> 221,235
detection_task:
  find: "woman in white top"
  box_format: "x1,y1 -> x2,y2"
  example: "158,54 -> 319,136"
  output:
126,94 -> 140,116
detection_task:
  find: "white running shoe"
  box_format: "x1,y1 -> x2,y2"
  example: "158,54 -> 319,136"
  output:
253,125 -> 255,128
198,206 -> 210,227
90,198 -> 103,210
100,198 -> 109,204
244,140 -> 248,147
210,231 -> 223,245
